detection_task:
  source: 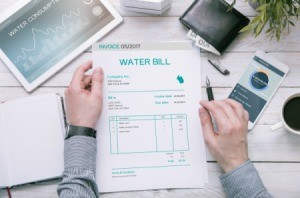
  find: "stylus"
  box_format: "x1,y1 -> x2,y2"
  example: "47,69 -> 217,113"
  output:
208,59 -> 230,75
206,76 -> 214,101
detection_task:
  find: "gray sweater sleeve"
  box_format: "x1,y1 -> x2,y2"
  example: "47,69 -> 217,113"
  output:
57,136 -> 99,198
220,160 -> 272,198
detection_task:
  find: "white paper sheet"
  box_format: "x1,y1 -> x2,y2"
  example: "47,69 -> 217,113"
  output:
0,106 -> 9,187
93,41 -> 207,193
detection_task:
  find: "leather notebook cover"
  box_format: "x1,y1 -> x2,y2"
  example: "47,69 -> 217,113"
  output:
179,0 -> 250,54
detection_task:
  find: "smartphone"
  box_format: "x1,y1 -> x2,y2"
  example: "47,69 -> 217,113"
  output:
228,51 -> 289,130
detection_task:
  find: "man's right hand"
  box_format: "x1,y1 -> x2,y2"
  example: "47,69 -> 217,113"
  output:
199,99 -> 249,173
65,61 -> 104,129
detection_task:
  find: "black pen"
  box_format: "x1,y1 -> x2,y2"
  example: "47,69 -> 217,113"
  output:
206,76 -> 214,101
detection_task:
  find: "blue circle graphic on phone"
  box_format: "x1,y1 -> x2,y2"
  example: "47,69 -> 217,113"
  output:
249,71 -> 269,90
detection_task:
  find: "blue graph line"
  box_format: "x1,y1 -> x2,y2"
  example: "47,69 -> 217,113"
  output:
14,8 -> 81,63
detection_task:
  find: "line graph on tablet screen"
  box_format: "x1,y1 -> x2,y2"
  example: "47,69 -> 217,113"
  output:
15,8 -> 90,70
0,0 -> 115,83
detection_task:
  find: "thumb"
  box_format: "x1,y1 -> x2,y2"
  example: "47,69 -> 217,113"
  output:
199,107 -> 216,148
91,67 -> 104,98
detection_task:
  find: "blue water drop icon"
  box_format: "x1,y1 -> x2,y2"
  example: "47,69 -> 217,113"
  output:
177,75 -> 184,84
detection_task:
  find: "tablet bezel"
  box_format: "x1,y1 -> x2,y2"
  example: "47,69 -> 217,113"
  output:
0,0 -> 123,92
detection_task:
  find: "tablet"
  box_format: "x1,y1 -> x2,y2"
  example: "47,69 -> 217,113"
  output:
0,0 -> 123,92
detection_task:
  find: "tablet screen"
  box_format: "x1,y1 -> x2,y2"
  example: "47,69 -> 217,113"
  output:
0,0 -> 115,83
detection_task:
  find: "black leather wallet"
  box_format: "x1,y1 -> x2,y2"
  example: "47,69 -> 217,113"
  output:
179,0 -> 250,54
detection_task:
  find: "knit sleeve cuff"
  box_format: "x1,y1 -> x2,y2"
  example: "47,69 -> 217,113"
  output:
220,160 -> 268,197
64,136 -> 97,170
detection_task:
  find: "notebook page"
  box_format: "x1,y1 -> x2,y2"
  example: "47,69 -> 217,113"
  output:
0,106 -> 10,187
1,94 -> 64,186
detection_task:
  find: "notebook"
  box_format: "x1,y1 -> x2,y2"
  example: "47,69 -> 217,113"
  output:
0,93 -> 66,187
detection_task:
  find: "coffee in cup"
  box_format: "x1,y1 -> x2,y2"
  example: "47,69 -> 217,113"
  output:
271,93 -> 300,135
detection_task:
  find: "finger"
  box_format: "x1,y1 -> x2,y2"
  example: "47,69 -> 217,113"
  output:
200,100 -> 229,129
83,75 -> 92,87
226,99 -> 245,120
244,110 -> 250,126
71,61 -> 93,89
215,100 -> 241,124
244,110 -> 249,121
198,107 -> 216,148
91,67 -> 104,98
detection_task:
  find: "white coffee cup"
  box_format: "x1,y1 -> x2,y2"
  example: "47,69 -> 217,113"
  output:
270,93 -> 300,135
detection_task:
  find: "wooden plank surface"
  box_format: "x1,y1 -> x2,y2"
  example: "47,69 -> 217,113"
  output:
0,2 -> 299,53
1,85 -> 300,126
0,87 -> 299,163
1,163 -> 300,198
0,0 -> 300,197
109,0 -> 258,17
0,0 -> 257,17
1,52 -> 300,87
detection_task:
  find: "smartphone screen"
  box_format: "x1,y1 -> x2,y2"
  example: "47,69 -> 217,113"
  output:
229,55 -> 286,124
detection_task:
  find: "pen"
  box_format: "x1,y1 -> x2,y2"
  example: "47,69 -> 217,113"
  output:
206,76 -> 214,101
208,59 -> 230,75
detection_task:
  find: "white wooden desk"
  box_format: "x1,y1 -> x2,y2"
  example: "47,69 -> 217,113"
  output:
1,0 -> 300,197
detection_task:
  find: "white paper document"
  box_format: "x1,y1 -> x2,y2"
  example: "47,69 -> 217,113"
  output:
93,41 -> 207,192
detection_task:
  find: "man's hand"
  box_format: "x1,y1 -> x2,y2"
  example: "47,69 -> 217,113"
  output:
65,61 -> 104,129
199,99 -> 249,173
